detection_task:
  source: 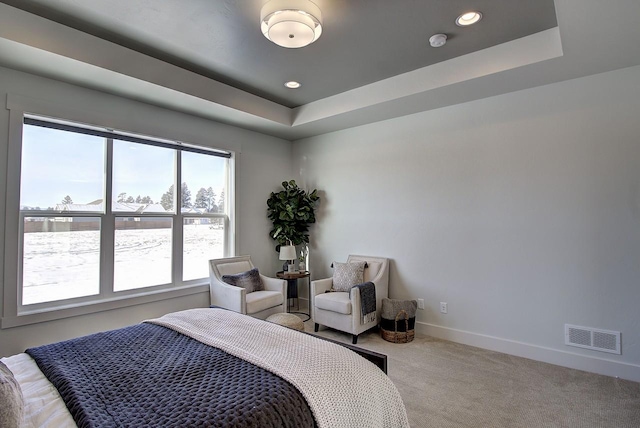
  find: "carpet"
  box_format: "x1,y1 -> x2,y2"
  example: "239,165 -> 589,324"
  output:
304,322 -> 640,428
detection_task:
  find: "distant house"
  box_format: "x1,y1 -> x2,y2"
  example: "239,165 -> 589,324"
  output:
54,201 -> 103,222
54,200 -> 170,219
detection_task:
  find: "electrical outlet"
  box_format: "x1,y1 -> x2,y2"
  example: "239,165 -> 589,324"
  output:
440,302 -> 448,314
417,298 -> 425,309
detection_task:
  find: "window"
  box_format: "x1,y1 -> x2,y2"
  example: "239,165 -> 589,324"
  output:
13,115 -> 232,314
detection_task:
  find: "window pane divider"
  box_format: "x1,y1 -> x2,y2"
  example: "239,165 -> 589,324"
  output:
20,211 -> 105,217
100,137 -> 116,299
173,151 -> 183,285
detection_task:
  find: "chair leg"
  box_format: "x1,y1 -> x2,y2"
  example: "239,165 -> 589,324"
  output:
352,334 -> 358,344
314,323 -> 319,332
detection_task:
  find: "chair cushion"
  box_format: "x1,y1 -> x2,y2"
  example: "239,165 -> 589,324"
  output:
246,290 -> 284,314
332,261 -> 366,292
314,291 -> 352,315
222,268 -> 264,293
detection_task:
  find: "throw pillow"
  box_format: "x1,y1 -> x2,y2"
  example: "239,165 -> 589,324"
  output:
0,361 -> 24,428
222,268 -> 265,293
332,261 -> 366,292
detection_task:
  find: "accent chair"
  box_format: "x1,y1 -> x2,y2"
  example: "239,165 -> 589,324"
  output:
311,255 -> 389,344
209,255 -> 286,320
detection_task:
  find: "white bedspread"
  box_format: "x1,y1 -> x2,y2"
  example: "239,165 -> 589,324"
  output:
147,308 -> 410,428
1,353 -> 75,428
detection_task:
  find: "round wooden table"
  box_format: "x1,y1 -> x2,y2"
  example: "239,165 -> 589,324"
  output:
276,271 -> 311,321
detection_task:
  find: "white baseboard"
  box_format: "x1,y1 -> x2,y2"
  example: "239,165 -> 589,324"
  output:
416,322 -> 640,383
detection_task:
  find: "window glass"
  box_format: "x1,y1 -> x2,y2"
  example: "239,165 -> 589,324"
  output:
20,125 -> 104,211
181,151 -> 227,213
112,140 -> 175,213
113,217 -> 172,291
14,115 -> 232,313
22,217 -> 100,305
183,217 -> 225,281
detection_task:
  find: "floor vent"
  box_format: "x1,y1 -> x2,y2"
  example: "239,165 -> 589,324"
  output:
565,324 -> 621,354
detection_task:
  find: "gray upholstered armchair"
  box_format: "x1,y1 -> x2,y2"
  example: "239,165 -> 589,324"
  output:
311,255 -> 389,344
209,255 -> 286,319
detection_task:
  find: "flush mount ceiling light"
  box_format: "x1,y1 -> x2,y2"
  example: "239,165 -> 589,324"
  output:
429,33 -> 447,48
456,11 -> 483,26
284,81 -> 301,89
261,0 -> 323,48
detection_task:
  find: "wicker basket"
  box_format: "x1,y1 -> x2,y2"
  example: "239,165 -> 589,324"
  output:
381,309 -> 415,343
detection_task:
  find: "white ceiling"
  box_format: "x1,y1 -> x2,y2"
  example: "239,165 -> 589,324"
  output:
0,0 -> 639,140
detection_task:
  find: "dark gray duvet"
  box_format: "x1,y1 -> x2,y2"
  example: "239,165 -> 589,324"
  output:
26,323 -> 316,428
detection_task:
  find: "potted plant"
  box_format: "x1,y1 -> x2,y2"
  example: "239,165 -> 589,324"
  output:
267,180 -> 320,254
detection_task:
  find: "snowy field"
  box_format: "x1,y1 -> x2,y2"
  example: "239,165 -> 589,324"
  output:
22,224 -> 224,305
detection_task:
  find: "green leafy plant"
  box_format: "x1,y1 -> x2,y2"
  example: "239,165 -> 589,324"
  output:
267,180 -> 320,250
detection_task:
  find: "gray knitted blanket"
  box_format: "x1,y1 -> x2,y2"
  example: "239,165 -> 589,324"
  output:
354,281 -> 376,323
26,322 -> 315,427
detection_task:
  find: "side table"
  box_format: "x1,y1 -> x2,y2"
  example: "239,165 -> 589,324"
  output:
276,271 -> 311,321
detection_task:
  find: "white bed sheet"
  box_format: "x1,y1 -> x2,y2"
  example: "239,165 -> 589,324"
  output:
1,353 -> 76,428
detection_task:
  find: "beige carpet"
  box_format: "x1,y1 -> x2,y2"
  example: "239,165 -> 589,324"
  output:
302,321 -> 640,428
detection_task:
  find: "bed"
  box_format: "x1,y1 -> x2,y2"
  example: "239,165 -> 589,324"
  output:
1,308 -> 409,427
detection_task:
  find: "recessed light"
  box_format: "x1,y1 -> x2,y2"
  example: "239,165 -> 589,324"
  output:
284,81 -> 301,89
456,11 -> 482,26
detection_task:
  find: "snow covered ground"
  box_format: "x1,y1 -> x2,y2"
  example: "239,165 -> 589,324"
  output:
22,224 -> 224,305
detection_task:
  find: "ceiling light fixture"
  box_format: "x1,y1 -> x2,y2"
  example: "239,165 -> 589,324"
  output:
456,11 -> 483,26
429,34 -> 447,48
284,81 -> 301,89
260,0 -> 323,48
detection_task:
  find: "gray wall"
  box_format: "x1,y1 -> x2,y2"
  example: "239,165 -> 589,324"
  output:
0,66 -> 291,355
293,65 -> 640,380
2,62 -> 639,381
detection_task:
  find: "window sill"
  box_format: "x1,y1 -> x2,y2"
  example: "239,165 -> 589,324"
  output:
1,283 -> 209,329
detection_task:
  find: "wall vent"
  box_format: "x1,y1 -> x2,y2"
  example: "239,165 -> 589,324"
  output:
565,324 -> 621,354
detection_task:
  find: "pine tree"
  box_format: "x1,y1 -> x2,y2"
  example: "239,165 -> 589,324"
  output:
195,187 -> 217,211
206,187 -> 217,212
61,195 -> 73,204
161,183 -> 192,210
160,185 -> 174,211
181,182 -> 192,208
195,187 -> 208,209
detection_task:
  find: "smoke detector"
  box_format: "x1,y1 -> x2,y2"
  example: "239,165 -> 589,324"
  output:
429,33 -> 447,48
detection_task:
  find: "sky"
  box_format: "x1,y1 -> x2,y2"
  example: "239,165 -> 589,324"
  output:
20,125 -> 227,209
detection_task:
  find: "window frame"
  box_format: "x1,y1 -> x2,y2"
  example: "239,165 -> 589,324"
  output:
2,95 -> 236,328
